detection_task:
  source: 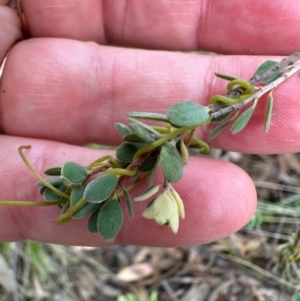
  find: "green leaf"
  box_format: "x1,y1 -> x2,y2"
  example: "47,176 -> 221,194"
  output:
255,60 -> 277,74
60,199 -> 70,214
148,156 -> 159,187
84,174 -> 119,203
231,107 -> 255,134
264,93 -> 274,132
42,184 -> 67,202
214,72 -> 237,81
115,123 -> 131,136
97,198 -> 123,241
116,142 -> 146,164
209,119 -> 232,139
87,209 -> 100,233
72,201 -> 100,219
160,142 -> 183,182
166,101 -> 210,127
61,162 -> 88,184
139,155 -> 158,172
124,133 -> 145,143
128,117 -> 161,136
123,187 -> 134,218
70,185 -> 85,206
255,60 -> 283,84
127,112 -> 169,123
128,123 -> 156,143
44,167 -> 62,176
211,112 -> 231,123
36,177 -> 65,187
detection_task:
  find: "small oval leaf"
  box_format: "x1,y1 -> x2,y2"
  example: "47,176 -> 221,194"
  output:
211,112 -> 231,123
61,162 -> 88,184
124,133 -> 145,143
87,209 -> 100,233
116,142 -> 146,164
128,123 -> 156,143
255,60 -> 283,84
115,123 -> 131,136
231,107 -> 255,134
264,93 -> 274,132
147,156 -> 159,188
167,101 -> 210,127
160,142 -> 183,182
70,185 -> 85,206
209,119 -> 232,139
127,112 -> 169,123
42,184 -> 67,202
123,188 -> 134,218
60,199 -> 70,214
214,72 -> 237,81
44,167 -> 62,176
139,155 -> 158,172
72,201 -> 100,219
97,198 -> 123,241
84,174 -> 119,203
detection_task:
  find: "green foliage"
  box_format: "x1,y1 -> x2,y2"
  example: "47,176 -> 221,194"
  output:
70,185 -> 84,206
44,167 -> 62,176
231,107 -> 255,134
61,162 -> 88,184
72,202 -> 99,219
166,100 -> 210,127
115,122 -> 131,135
255,60 -> 283,84
116,142 -> 146,163
160,142 -> 183,182
87,209 -> 100,233
215,72 -> 237,81
264,92 -> 274,132
209,119 -> 232,139
97,198 -> 123,241
42,184 -> 67,202
138,154 -> 158,172
84,174 -> 119,203
123,187 -> 134,218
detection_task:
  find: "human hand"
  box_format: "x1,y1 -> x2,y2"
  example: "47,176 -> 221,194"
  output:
0,0 -> 300,247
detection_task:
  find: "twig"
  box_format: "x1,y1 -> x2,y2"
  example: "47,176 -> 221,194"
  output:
210,51 -> 300,113
250,51 -> 300,83
211,63 -> 300,120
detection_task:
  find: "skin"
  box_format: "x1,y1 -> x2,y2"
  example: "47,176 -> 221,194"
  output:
0,0 -> 300,247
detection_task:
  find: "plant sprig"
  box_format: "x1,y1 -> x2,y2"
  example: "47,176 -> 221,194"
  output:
1,52 -> 300,241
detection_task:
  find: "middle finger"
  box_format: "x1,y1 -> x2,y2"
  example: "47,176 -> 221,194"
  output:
1,38 -> 300,153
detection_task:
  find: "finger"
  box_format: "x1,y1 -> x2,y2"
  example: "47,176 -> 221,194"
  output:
0,2 -> 22,58
23,0 -> 300,54
1,39 -> 300,154
22,0 -> 106,43
0,135 -> 256,246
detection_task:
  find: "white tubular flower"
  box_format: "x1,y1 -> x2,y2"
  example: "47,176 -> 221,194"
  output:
142,184 -> 185,234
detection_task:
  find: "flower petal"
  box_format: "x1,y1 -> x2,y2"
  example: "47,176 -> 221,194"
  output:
169,186 -> 185,219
